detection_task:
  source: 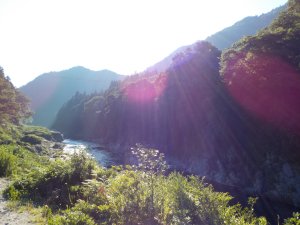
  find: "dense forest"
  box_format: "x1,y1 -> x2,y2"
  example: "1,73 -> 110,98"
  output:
0,68 -> 31,125
53,0 -> 300,219
0,0 -> 300,224
1,67 -> 293,224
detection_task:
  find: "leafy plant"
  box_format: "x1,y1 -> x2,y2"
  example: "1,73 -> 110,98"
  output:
284,212 -> 300,225
5,151 -> 97,208
0,147 -> 16,177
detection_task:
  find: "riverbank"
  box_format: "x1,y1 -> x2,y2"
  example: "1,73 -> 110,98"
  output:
62,139 -> 114,167
64,139 -> 300,223
0,178 -> 34,225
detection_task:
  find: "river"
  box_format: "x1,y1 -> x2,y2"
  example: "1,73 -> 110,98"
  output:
62,139 -> 299,223
63,139 -> 113,167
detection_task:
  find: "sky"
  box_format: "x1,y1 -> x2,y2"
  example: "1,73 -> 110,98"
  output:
0,0 -> 287,87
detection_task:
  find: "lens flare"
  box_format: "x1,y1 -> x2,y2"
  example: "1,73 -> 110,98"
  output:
123,74 -> 167,104
224,52 -> 300,134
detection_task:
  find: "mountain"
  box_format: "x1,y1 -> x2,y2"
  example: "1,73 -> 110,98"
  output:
218,0 -> 300,211
20,66 -> 123,127
53,1 -> 300,221
147,4 -> 286,74
206,4 -> 286,50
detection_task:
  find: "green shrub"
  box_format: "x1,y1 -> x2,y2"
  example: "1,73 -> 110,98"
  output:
0,121 -> 22,144
42,205 -> 53,220
284,212 -> 300,225
0,144 -> 49,179
154,173 -> 267,225
47,147 -> 267,225
64,170 -> 266,225
48,209 -> 96,225
2,144 -> 269,225
0,132 -> 13,144
107,170 -> 150,224
71,200 -> 111,224
6,151 -> 97,208
4,185 -> 20,200
0,146 -> 16,177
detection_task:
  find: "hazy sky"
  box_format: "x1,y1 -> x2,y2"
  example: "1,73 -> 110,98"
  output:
0,0 -> 287,87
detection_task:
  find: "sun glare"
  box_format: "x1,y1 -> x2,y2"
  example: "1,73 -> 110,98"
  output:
0,0 -> 287,87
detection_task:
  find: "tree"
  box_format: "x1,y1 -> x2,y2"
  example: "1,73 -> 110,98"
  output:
0,67 -> 31,124
131,144 -> 168,224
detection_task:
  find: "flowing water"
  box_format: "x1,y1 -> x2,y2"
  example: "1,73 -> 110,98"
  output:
63,139 -> 113,167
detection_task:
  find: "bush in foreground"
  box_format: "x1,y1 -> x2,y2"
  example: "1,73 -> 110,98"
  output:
4,144 -> 300,224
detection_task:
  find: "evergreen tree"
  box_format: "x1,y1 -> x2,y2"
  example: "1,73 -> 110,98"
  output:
0,67 -> 31,124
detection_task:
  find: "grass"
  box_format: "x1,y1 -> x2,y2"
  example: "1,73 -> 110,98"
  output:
0,128 -> 299,224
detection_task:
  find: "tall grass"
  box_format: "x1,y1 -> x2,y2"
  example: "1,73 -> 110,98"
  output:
0,146 -> 16,177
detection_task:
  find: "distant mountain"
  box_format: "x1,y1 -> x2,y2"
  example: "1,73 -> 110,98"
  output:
20,66 -> 123,127
206,5 -> 286,49
53,1 -> 300,221
147,4 -> 286,74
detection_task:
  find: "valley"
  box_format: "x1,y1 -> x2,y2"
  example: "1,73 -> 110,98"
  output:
62,139 -> 113,167
0,0 -> 300,224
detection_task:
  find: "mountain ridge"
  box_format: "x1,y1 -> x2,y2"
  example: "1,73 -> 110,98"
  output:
52,2 -> 300,222
20,67 -> 123,127
147,4 -> 286,74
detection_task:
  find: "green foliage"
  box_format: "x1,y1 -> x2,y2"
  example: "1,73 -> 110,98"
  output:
21,125 -> 63,142
5,185 -> 20,200
75,170 -> 267,225
221,0 -> 300,72
48,209 -> 97,225
0,146 -> 16,177
284,213 -> 300,225
0,126 -> 14,144
23,125 -> 52,138
2,141 -> 299,224
5,151 -> 97,208
0,144 -> 49,178
0,124 -> 62,147
0,144 -> 44,178
0,67 -> 31,124
0,117 -> 24,145
130,144 -> 168,223
52,41 -> 223,157
42,147 -> 267,225
131,143 -> 168,175
1,143 -> 267,224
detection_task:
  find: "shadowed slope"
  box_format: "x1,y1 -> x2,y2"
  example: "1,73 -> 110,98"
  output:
20,67 -> 123,127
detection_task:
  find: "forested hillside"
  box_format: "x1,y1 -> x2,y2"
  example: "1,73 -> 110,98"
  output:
221,0 -> 300,136
147,4 -> 286,74
206,4 -> 286,50
1,1 -> 300,224
0,67 -> 31,125
53,0 -> 300,219
0,67 -> 280,225
20,67 -> 122,127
